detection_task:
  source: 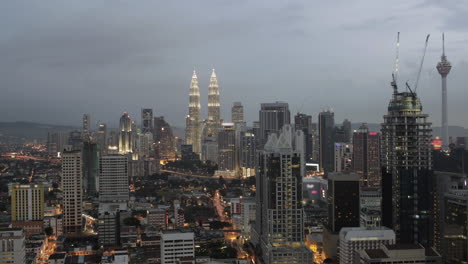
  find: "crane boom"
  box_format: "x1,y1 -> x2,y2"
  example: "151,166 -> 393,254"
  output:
414,34 -> 430,92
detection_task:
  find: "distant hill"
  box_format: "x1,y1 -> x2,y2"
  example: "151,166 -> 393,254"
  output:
351,123 -> 467,137
0,122 -> 77,141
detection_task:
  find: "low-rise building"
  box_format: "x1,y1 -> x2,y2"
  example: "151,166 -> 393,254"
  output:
355,244 -> 441,264
0,228 -> 25,264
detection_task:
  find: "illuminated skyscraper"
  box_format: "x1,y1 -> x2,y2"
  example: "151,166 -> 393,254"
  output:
185,71 -> 201,155
231,102 -> 244,124
259,102 -> 290,148
82,114 -> 91,141
217,123 -> 236,172
381,88 -> 433,246
97,123 -> 107,154
119,112 -> 133,154
203,69 -> 221,139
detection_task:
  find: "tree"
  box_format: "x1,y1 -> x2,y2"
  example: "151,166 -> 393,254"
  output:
44,226 -> 53,236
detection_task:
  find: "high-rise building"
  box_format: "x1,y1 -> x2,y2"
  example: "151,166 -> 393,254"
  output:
98,211 -> 119,247
231,102 -> 244,124
355,244 -> 441,264
160,231 -> 195,264
82,141 -> 99,198
295,113 -> 313,162
96,123 -> 107,155
442,187 -> 468,263
259,102 -> 290,148
119,112 -> 133,154
82,114 -> 91,141
339,227 -> 395,264
108,130 -> 119,151
327,172 -> 360,233
136,132 -> 154,159
61,150 -> 83,234
11,184 -> 44,222
47,132 -> 69,156
381,87 -> 433,246
68,130 -> 83,151
360,187 -> 382,228
0,228 -> 26,264
185,71 -> 202,155
319,110 -> 335,173
253,125 -> 313,264
217,123 -> 236,172
142,108 -> 154,133
436,33 -> 452,150
203,69 -> 221,140
240,131 -> 256,178
154,116 -> 175,160
342,119 -> 352,143
334,142 -> 353,172
352,124 -> 381,187
99,155 -> 129,208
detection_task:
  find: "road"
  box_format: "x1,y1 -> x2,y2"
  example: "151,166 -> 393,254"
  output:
161,169 -> 238,180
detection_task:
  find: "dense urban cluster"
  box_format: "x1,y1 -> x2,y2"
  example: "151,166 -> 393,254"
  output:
0,35 -> 467,264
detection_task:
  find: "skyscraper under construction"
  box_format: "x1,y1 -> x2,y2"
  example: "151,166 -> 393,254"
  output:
381,86 -> 433,246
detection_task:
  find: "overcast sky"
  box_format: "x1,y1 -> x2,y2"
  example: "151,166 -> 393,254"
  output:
1,0 -> 467,130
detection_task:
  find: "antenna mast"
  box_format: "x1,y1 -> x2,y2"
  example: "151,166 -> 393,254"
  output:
391,32 -> 400,95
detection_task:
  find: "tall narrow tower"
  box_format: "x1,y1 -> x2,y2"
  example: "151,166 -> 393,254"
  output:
203,69 -> 221,139
436,33 -> 452,150
185,71 -> 201,154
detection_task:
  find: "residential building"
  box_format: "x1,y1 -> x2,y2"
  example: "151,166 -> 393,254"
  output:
161,231 -> 194,264
61,150 -> 82,234
0,228 -> 25,264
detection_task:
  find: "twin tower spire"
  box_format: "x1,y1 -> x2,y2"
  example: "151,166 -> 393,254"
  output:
185,69 -> 220,155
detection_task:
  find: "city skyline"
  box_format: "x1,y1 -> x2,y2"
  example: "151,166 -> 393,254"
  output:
1,1 -> 468,129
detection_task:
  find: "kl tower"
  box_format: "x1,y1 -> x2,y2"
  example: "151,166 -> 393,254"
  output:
436,33 -> 452,150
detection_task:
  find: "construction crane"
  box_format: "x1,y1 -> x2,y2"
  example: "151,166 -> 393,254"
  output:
391,32 -> 400,94
414,34 -> 430,93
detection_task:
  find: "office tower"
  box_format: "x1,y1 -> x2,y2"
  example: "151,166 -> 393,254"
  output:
240,131 -> 256,178
108,130 -> 119,151
11,184 -> 44,221
339,227 -> 395,264
442,187 -> 468,263
201,136 -> 218,164
118,112 -> 133,154
355,244 -> 441,264
295,113 -> 314,161
185,71 -> 202,155
96,123 -> 107,154
436,34 -> 452,150
0,228 -> 25,264
342,119 -> 352,143
327,172 -> 360,233
253,125 -> 313,264
334,142 -> 353,172
82,141 -> 99,198
204,69 -> 221,139
161,231 -> 195,264
353,124 -> 381,187
47,132 -> 69,156
231,102 -> 244,124
259,102 -> 291,148
62,150 -> 83,234
381,88 -> 433,246
99,156 -> 129,208
319,110 -> 335,172
181,144 -> 198,162
68,130 -> 83,151
141,108 -> 154,133
360,187 -> 382,228
98,211 -> 119,247
154,116 -> 175,160
241,197 -> 256,242
217,123 -> 236,172
136,132 -> 153,159
82,114 -> 91,141
311,123 -> 319,161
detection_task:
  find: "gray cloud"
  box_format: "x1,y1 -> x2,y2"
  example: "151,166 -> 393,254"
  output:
0,0 -> 467,131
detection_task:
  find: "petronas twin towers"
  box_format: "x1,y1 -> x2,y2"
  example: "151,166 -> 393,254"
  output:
185,69 -> 220,155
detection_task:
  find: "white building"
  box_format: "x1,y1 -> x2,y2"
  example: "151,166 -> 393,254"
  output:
0,228 -> 26,264
99,155 -> 129,208
240,197 -> 255,242
339,227 -> 395,264
43,215 -> 63,237
334,142 -> 352,172
161,231 -> 194,264
61,150 -> 83,234
355,244 -> 441,264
